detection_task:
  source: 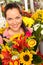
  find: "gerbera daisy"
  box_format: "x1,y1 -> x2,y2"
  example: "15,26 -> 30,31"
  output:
28,39 -> 36,47
20,51 -> 33,65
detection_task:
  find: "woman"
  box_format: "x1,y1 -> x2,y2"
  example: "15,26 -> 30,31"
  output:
0,2 -> 32,44
0,3 -> 34,65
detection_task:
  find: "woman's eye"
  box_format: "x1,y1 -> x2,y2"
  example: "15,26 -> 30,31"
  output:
7,18 -> 12,20
15,17 -> 20,19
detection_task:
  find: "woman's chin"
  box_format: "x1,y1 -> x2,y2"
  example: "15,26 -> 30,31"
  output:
12,28 -> 20,32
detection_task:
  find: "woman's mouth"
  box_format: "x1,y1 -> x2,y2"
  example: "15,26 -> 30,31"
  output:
12,24 -> 18,28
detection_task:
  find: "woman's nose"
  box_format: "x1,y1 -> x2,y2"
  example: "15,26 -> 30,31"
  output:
12,19 -> 17,24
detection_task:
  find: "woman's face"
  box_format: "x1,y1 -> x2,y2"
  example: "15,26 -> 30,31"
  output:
6,8 -> 22,31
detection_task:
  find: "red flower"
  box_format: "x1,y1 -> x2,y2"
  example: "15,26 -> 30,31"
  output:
1,50 -> 12,59
10,59 -> 20,65
12,35 -> 29,52
41,64 -> 43,65
2,58 -> 10,65
22,10 -> 32,17
37,51 -> 43,59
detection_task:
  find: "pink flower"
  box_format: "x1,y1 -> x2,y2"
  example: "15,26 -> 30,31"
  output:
27,27 -> 33,33
0,36 -> 3,44
25,31 -> 32,37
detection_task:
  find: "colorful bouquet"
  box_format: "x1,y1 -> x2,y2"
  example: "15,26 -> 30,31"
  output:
31,10 -> 43,42
0,30 -> 43,65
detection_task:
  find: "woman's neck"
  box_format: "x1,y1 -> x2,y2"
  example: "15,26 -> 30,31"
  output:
8,27 -> 24,36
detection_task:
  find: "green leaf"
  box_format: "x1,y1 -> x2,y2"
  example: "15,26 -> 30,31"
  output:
6,41 -> 12,47
33,25 -> 42,42
23,48 -> 28,52
35,19 -> 41,23
0,58 -> 2,65
33,55 -> 43,64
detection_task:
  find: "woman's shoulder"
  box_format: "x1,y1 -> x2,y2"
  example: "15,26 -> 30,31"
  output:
3,28 -> 10,38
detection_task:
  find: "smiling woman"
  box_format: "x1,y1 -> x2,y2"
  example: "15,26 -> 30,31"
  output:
3,2 -> 28,37
6,8 -> 22,32
0,2 -> 31,44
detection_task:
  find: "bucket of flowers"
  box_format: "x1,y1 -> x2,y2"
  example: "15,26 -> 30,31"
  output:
0,29 -> 43,65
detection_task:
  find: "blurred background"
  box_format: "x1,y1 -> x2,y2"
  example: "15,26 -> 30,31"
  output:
0,0 -> 43,13
0,0 -> 43,29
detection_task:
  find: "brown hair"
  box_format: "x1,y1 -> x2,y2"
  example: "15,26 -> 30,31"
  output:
4,2 -> 28,33
4,2 -> 22,17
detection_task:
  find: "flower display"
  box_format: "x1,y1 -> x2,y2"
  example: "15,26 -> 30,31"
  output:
0,9 -> 43,65
31,10 -> 43,41
0,30 -> 43,65
31,10 -> 43,21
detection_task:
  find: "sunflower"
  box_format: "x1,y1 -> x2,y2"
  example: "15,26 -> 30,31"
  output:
28,39 -> 36,47
20,51 -> 33,65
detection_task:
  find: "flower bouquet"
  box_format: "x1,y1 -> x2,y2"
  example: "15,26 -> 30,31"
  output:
31,9 -> 43,56
31,9 -> 43,43
0,30 -> 43,65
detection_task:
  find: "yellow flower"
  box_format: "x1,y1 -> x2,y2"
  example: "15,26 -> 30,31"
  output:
0,44 -> 6,51
28,39 -> 36,47
11,50 -> 19,55
32,10 -> 43,21
41,20 -> 43,23
5,22 -> 9,28
14,60 -> 20,65
0,54 -> 4,59
31,12 -> 38,20
12,41 -> 18,45
22,16 -> 34,27
5,45 -> 11,53
9,62 -> 13,65
10,33 -> 21,41
14,61 -> 18,65
30,50 -> 36,54
20,51 -> 33,65
0,28 -> 5,34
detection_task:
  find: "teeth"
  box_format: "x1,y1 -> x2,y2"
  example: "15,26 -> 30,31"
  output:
12,25 -> 18,28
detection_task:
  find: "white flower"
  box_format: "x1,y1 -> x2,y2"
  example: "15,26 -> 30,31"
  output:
12,55 -> 18,60
41,24 -> 43,28
41,30 -> 43,35
33,24 -> 40,31
0,17 -> 6,28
